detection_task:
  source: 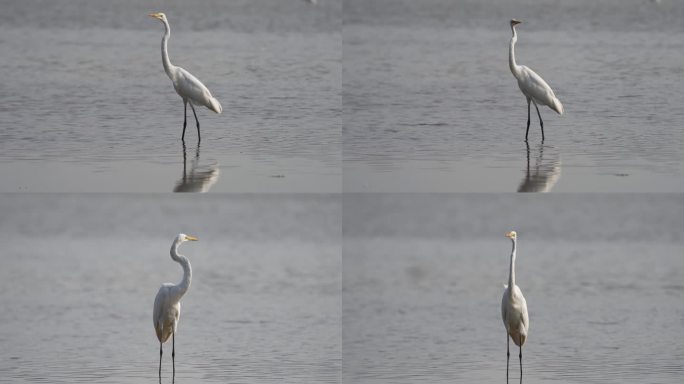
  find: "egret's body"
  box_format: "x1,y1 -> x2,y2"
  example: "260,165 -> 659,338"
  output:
501,231 -> 529,384
509,19 -> 563,140
149,12 -> 222,141
153,233 -> 198,383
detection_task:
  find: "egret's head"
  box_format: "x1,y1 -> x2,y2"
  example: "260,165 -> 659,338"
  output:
149,12 -> 168,23
510,19 -> 521,27
176,233 -> 199,243
505,231 -> 517,240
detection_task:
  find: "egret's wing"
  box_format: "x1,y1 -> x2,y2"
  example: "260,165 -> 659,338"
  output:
154,283 -> 181,342
153,285 -> 169,339
520,294 -> 529,332
501,288 -> 509,326
175,67 -> 222,113
518,65 -> 563,114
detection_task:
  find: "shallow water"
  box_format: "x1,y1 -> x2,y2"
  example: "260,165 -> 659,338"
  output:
343,194 -> 684,383
0,195 -> 341,383
0,0 -> 341,192
343,0 -> 684,192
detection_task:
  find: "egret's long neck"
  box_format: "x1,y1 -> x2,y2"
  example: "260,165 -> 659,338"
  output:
509,26 -> 520,77
508,238 -> 517,290
171,242 -> 192,296
161,19 -> 173,79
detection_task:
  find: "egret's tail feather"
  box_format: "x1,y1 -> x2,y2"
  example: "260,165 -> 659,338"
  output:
551,97 -> 564,115
209,97 -> 222,114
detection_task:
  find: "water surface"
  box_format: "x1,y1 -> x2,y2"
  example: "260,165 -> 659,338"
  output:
343,0 -> 684,192
0,194 -> 341,383
343,194 -> 684,383
0,0 -> 341,192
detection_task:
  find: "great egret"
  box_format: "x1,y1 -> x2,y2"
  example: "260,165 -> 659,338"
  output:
509,19 -> 563,141
501,231 -> 529,384
153,233 -> 198,383
149,12 -> 222,141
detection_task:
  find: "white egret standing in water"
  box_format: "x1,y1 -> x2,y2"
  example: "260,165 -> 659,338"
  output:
149,12 -> 222,141
509,19 -> 563,141
153,233 -> 198,383
501,231 -> 529,384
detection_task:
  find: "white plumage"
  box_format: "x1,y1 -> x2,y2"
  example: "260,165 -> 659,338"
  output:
150,12 -> 222,141
501,230 -> 529,384
173,67 -> 223,114
153,284 -> 182,344
153,233 -> 198,381
509,19 -> 563,140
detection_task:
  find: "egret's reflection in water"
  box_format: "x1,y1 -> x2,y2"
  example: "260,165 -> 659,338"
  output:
517,141 -> 561,193
173,141 -> 219,193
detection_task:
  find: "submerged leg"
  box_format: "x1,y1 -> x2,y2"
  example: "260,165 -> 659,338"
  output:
506,336 -> 510,384
525,98 -> 531,141
534,101 -> 544,140
182,100 -> 188,141
519,344 -> 523,384
190,103 -> 201,142
159,342 -> 163,384
172,333 -> 176,383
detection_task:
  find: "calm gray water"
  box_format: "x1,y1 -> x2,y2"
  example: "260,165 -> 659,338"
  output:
344,0 -> 684,192
0,195 -> 341,383
0,0 -> 341,192
343,194 -> 684,383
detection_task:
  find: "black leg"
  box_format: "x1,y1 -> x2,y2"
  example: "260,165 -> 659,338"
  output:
182,140 -> 188,180
190,103 -> 201,142
534,101 -> 544,140
171,332 -> 172,383
182,100 -> 188,141
525,141 -> 531,174
525,99 -> 531,141
159,342 -> 162,384
506,336 -> 510,384
519,344 -> 523,384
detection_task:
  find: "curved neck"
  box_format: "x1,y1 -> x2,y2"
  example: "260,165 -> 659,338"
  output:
509,25 -> 520,77
161,19 -> 173,79
171,241 -> 192,297
508,238 -> 517,291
